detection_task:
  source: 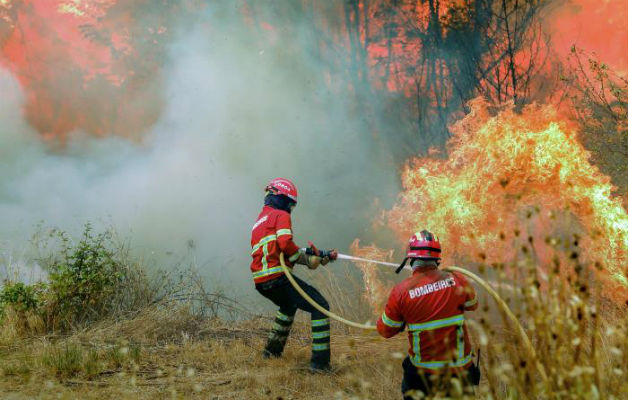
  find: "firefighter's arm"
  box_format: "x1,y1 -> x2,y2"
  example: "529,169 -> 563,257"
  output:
275,213 -> 301,265
377,287 -> 405,338
456,273 -> 478,311
464,288 -> 478,311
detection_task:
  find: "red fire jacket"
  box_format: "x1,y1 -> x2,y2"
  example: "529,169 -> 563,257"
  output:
250,206 -> 301,284
377,267 -> 478,373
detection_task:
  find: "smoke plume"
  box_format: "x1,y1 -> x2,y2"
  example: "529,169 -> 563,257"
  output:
0,3 -> 399,299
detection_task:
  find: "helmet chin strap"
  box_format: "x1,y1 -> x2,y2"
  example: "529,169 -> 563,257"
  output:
395,258 -> 409,274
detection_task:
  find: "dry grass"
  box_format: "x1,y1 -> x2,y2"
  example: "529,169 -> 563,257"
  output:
0,306 -> 46,346
444,226 -> 629,400
0,274 -> 627,399
0,226 -> 627,399
0,302 -> 409,399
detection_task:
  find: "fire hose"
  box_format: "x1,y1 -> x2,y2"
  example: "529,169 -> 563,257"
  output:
278,252 -> 549,383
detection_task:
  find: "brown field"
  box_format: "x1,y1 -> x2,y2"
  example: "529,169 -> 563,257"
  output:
1,228 -> 626,399
0,307 -> 411,400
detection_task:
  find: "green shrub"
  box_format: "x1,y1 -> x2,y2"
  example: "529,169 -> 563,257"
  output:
45,223 -> 127,328
0,281 -> 40,318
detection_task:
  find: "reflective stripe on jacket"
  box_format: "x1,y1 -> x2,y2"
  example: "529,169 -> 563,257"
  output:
376,268 -> 478,373
250,206 -> 300,284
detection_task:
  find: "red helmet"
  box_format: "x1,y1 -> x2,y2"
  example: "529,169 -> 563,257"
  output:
265,178 -> 298,202
407,230 -> 441,260
396,230 -> 441,273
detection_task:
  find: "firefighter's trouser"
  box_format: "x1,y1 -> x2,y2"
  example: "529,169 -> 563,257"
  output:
256,274 -> 331,367
401,356 -> 480,399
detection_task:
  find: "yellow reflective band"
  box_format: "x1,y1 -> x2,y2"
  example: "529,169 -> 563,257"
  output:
381,312 -> 404,328
412,330 -> 421,363
261,243 -> 269,271
276,311 -> 294,322
312,343 -> 330,351
464,298 -> 477,307
276,229 -> 292,237
311,318 -> 329,327
252,266 -> 284,279
288,251 -> 300,262
410,353 -> 472,369
457,325 -> 464,359
312,331 -> 330,339
409,314 -> 467,368
408,314 -> 464,331
251,234 -> 277,255
272,323 -> 291,332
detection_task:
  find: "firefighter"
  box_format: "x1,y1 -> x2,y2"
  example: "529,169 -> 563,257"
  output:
250,178 -> 338,372
377,230 -> 480,398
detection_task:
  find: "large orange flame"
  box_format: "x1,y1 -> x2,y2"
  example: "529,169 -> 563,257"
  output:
357,98 -> 627,306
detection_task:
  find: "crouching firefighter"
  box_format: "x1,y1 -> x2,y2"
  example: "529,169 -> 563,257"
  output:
250,178 -> 338,372
377,230 -> 481,399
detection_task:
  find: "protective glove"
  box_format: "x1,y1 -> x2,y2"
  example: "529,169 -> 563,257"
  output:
293,242 -> 323,270
304,241 -> 320,257
306,255 -> 321,270
304,242 -> 338,266
319,249 -> 338,266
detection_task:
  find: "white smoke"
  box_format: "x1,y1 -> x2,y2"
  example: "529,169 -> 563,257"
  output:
0,7 -> 400,301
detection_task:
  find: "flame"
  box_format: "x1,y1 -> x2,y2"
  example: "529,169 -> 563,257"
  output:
58,1 -> 85,16
0,0 -> 172,140
349,239 -> 393,313
355,98 -> 627,304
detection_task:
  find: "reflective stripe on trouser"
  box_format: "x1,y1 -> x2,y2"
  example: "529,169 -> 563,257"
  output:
264,309 -> 295,356
311,317 -> 330,365
255,274 -> 331,366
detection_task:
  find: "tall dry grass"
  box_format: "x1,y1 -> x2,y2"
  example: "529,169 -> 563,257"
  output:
307,213 -> 627,398
0,222 -> 627,399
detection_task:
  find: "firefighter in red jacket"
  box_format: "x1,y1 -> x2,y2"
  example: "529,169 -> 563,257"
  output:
377,230 -> 480,398
251,178 -> 338,372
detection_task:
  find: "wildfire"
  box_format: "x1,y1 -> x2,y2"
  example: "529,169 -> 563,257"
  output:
355,98 -> 627,306
349,239 -> 394,313
0,0 -> 174,140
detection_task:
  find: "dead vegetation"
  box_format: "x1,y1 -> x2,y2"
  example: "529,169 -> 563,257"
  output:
0,302 -> 408,399
0,225 -> 627,399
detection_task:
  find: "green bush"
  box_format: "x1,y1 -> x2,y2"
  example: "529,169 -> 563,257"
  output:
3,223 -> 178,337
0,281 -> 41,318
45,223 -> 127,328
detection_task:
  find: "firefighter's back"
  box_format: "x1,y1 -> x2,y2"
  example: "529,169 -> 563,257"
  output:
250,206 -> 284,283
396,268 -> 474,371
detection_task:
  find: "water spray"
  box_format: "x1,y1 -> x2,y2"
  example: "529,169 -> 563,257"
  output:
336,253 -> 408,269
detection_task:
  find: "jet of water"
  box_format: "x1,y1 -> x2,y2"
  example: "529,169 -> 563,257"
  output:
336,253 -> 411,270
